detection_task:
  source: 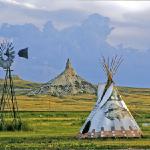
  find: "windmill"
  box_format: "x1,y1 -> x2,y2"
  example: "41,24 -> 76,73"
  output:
0,40 -> 28,130
78,56 -> 143,138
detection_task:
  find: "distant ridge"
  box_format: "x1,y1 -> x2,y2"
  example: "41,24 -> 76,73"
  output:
0,75 -> 41,95
28,59 -> 97,96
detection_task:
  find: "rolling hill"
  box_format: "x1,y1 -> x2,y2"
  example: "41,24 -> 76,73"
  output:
0,75 -> 41,95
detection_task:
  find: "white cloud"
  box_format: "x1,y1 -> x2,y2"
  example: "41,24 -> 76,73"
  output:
0,0 -> 150,50
0,0 -> 37,9
113,1 -> 150,12
107,27 -> 150,50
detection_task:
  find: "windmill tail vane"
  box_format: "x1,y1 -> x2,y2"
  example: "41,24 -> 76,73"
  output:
18,48 -> 28,59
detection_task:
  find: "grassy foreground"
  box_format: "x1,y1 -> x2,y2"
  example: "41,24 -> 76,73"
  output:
0,87 -> 150,149
0,111 -> 149,150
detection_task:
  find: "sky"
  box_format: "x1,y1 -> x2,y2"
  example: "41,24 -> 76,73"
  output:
0,0 -> 150,87
0,0 -> 150,50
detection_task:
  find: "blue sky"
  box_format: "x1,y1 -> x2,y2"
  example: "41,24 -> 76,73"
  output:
0,0 -> 150,87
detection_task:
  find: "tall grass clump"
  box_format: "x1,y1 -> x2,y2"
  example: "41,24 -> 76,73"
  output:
0,120 -> 33,131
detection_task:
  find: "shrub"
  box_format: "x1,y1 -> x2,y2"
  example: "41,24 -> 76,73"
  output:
0,120 -> 32,131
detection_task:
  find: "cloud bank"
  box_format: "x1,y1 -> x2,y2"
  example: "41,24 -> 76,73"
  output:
0,13 -> 150,87
0,1 -> 150,87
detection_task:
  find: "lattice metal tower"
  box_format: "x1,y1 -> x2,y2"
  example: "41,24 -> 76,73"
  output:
0,41 -> 21,130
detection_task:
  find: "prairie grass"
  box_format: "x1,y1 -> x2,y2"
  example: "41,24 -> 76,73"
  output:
0,109 -> 149,149
0,87 -> 149,149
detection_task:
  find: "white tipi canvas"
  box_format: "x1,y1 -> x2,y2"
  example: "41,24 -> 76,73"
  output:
78,56 -> 142,138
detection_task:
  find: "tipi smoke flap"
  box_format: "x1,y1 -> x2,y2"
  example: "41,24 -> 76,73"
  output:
78,56 -> 143,138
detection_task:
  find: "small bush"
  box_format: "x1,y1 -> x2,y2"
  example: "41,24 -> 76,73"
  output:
0,120 -> 32,131
20,121 -> 33,131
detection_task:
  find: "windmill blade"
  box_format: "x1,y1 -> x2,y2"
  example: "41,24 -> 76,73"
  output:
9,51 -> 15,55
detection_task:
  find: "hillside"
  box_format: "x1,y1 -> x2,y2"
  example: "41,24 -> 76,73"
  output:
0,75 -> 41,94
0,73 -> 150,97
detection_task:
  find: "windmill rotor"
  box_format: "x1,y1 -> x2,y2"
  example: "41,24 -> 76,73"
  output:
0,41 -> 15,69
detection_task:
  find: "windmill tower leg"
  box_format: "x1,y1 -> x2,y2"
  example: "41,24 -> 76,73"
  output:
0,68 -> 21,130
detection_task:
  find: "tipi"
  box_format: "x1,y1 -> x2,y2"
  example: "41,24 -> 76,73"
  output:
78,56 -> 142,138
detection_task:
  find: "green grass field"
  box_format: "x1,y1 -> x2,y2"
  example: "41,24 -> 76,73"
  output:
0,77 -> 150,149
0,86 -> 149,150
0,111 -> 149,150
